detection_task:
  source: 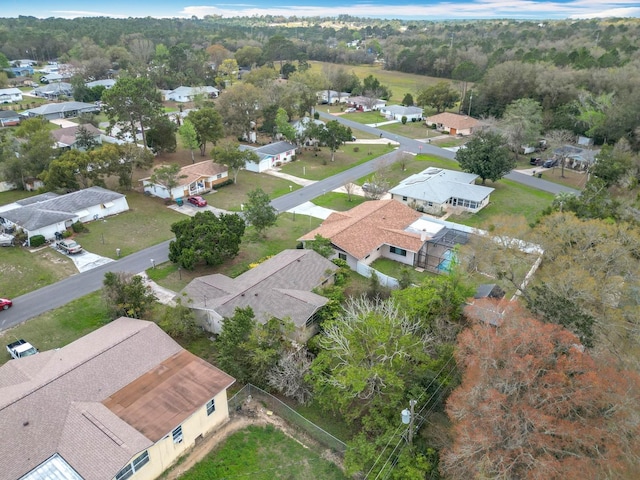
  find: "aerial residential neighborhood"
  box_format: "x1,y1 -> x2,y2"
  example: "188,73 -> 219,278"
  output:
0,9 -> 639,480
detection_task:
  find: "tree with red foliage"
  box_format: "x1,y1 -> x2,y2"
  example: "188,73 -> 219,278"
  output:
442,303 -> 640,479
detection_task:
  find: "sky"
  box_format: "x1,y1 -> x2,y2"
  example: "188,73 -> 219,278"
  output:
3,0 -> 640,20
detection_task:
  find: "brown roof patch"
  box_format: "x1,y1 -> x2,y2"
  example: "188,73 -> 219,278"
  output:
425,112 -> 481,130
176,160 -> 228,186
299,200 -> 425,260
50,124 -> 102,146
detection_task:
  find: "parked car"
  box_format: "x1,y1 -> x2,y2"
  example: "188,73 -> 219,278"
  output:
543,159 -> 558,168
529,157 -> 543,166
0,298 -> 12,310
187,195 -> 207,207
58,239 -> 83,254
6,339 -> 38,359
345,107 -> 357,113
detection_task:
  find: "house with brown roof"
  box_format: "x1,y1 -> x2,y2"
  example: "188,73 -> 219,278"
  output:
0,317 -> 235,480
180,249 -> 338,342
141,160 -> 229,200
425,112 -> 482,136
299,199 -> 473,274
50,124 -> 103,150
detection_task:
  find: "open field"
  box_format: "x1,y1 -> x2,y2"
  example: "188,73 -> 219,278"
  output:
173,425 -> 347,480
309,61 -> 458,104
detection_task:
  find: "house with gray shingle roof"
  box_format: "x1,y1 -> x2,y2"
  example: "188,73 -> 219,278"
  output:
379,105 -> 423,121
0,87 -> 23,104
86,79 -> 117,89
164,85 -> 219,102
0,317 -> 235,480
0,186 -> 128,244
32,82 -> 74,99
0,110 -> 21,127
21,101 -> 99,120
180,249 -> 338,342
389,167 -> 494,215
238,141 -> 297,173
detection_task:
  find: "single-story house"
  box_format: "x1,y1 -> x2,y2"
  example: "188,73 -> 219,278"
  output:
32,82 -> 74,99
0,317 -> 235,480
316,90 -> 350,104
4,65 -> 34,77
86,78 -> 117,89
164,86 -> 219,102
346,95 -> 386,112
20,101 -> 100,120
379,105 -> 423,122
50,124 -> 103,150
238,141 -> 297,173
389,167 -> 494,214
141,160 -> 229,200
0,186 -> 129,243
292,117 -> 325,145
10,59 -> 36,68
425,112 -> 482,136
0,87 -> 23,104
553,145 -> 601,171
299,199 -> 472,274
40,72 -> 70,83
0,110 -> 21,127
180,249 -> 338,342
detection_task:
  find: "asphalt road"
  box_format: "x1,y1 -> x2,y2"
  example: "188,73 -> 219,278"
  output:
2,112 -> 578,331
0,240 -> 171,332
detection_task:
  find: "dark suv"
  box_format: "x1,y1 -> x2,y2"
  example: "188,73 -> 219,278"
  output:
543,159 -> 558,168
529,157 -> 543,166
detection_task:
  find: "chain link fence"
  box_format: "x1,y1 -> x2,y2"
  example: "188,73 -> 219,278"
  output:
229,383 -> 347,456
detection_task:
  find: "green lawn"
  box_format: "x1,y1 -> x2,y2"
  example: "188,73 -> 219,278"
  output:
0,291 -> 110,366
204,173 -> 303,211
172,425 -> 347,480
313,192 -> 367,211
379,121 -> 440,139
75,192 -> 185,258
0,246 -> 78,299
0,189 -> 37,205
280,144 -> 394,181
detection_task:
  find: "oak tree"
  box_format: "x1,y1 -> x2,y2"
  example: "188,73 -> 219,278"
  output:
455,130 -> 514,184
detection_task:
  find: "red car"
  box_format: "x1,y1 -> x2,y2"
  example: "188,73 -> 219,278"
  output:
187,195 -> 207,207
0,298 -> 12,310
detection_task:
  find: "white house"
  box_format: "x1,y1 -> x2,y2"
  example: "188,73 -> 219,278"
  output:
346,95 -> 387,111
238,141 -> 297,173
379,105 -> 424,121
142,160 -> 229,200
164,86 -> 219,103
86,78 -> 117,89
425,112 -> 482,136
316,90 -> 350,104
389,167 -> 494,214
0,87 -> 23,104
0,186 -> 129,243
21,101 -> 99,120
0,318 -> 235,480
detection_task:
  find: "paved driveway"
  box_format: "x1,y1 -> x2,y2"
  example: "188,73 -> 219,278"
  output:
51,244 -> 115,273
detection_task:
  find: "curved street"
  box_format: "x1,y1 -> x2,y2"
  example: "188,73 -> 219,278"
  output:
2,111 -> 578,331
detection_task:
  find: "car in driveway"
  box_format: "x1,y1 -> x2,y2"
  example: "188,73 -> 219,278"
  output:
58,239 -> 83,254
0,298 -> 12,310
543,159 -> 558,168
187,195 -> 207,207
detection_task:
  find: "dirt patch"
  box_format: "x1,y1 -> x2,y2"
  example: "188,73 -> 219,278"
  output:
163,397 -> 344,479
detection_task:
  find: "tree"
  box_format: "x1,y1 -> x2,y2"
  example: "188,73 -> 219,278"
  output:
14,118 -> 55,188
169,211 -> 245,270
75,124 -> 99,151
215,83 -> 262,140
267,348 -> 314,404
262,35 -> 296,69
308,234 -> 333,258
185,107 -> 224,156
215,307 -> 257,383
401,93 -> 414,106
218,58 -> 239,85
274,107 -> 296,143
319,120 -> 352,162
234,45 -> 262,68
146,115 -> 177,153
244,188 -> 277,237
417,81 -> 460,113
102,272 -> 157,320
443,307 -> 640,479
212,141 -> 258,184
361,74 -> 392,100
157,298 -> 200,340
102,77 -> 163,150
178,120 -> 199,164
500,98 -> 543,154
110,143 -> 154,190
455,130 -> 514,184
149,164 -> 185,198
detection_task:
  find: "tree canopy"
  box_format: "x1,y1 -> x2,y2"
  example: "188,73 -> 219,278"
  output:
243,188 -> 278,237
455,130 -> 515,184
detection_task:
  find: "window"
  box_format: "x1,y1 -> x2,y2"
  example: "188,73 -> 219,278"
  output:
216,174 -> 222,179
206,399 -> 216,416
402,196 -> 407,201
390,246 -> 407,257
172,425 -> 183,444
338,253 -> 346,261
115,451 -> 149,480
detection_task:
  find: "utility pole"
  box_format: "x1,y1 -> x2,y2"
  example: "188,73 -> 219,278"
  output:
401,399 -> 418,444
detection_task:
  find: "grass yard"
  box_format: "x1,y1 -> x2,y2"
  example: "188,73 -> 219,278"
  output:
379,120 -> 439,139
74,191 -> 185,258
173,425 -> 347,480
313,192 -> 367,211
280,143 -> 394,181
0,189 -> 37,205
0,291 -> 110,366
0,246 -> 77,299
358,153 -> 459,187
309,61 -> 457,104
204,173 -> 303,211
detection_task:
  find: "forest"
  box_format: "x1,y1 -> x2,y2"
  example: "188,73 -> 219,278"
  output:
1,14 -> 640,480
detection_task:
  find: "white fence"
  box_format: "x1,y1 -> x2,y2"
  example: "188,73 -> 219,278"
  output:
356,261 -> 400,289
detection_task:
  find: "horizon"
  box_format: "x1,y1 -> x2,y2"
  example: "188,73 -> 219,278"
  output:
3,0 -> 640,21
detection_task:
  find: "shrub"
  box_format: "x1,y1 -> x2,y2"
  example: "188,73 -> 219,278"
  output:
30,234 -> 45,247
401,116 -> 407,124
353,146 -> 360,152
62,229 -> 73,238
313,111 -> 320,120
71,221 -> 86,233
